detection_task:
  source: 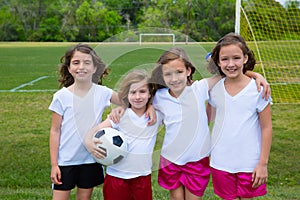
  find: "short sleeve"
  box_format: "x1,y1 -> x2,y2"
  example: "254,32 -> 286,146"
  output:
256,86 -> 272,113
48,95 -> 64,116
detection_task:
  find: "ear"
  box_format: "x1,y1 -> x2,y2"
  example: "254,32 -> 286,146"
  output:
243,54 -> 248,64
187,67 -> 192,76
67,66 -> 72,74
92,66 -> 97,74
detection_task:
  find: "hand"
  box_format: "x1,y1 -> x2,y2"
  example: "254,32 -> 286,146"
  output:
252,163 -> 268,188
51,165 -> 62,185
91,138 -> 106,159
109,107 -> 125,124
254,74 -> 271,100
145,104 -> 157,126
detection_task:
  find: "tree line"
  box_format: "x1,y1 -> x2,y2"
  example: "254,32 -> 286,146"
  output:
0,0 -> 299,42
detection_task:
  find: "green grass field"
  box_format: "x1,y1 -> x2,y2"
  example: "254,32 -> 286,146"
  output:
0,43 -> 299,199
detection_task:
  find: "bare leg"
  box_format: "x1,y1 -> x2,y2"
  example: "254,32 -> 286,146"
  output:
170,186 -> 185,200
52,190 -> 71,200
76,187 -> 93,200
184,188 -> 202,200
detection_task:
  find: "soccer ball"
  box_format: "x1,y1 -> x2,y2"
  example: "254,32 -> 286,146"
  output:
93,127 -> 128,166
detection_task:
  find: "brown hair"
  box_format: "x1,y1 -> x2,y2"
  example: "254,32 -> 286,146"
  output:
207,33 -> 256,76
150,47 -> 196,91
58,43 -> 109,88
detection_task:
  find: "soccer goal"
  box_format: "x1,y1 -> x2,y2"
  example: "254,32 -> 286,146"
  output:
139,33 -> 175,45
235,0 -> 300,104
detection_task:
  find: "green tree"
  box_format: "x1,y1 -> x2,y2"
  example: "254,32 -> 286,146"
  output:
0,6 -> 25,40
75,0 -> 95,41
75,1 -> 122,42
93,2 -> 122,41
58,0 -> 79,42
35,17 -> 64,41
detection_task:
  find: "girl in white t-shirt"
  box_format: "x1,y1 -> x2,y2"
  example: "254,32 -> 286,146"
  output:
49,44 -> 122,200
207,33 -> 272,199
150,47 -> 271,200
84,70 -> 162,200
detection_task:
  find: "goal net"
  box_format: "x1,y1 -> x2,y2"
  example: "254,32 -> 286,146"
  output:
237,0 -> 300,104
139,33 -> 175,45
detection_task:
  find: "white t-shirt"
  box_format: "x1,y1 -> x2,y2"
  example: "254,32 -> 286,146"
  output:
49,84 -> 112,166
106,109 -> 163,179
209,78 -> 271,173
153,79 -> 211,165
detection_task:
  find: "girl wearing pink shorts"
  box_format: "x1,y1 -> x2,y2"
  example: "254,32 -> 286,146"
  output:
208,33 -> 272,199
150,47 -> 269,200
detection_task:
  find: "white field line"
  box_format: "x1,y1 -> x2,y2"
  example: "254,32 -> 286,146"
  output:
0,89 -> 57,92
0,76 -> 57,92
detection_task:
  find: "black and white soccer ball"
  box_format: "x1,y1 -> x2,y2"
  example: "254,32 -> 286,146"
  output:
93,128 -> 128,166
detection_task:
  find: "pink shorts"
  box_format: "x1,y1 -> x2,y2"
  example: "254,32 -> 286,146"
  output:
103,174 -> 152,200
211,168 -> 267,199
158,156 -> 210,197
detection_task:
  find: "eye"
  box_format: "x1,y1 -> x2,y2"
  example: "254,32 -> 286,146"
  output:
72,60 -> 79,65
163,72 -> 171,77
129,90 -> 136,95
139,89 -> 148,93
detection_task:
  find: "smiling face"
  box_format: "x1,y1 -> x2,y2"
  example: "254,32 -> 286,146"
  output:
218,44 -> 248,79
162,58 -> 191,97
128,80 -> 151,114
68,51 -> 96,83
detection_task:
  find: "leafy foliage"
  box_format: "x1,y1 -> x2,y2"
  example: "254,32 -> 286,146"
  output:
1,0 -> 297,42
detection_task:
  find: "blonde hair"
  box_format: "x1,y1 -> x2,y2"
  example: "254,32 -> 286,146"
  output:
118,70 -> 153,108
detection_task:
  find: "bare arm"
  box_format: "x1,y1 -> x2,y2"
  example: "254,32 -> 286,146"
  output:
145,104 -> 157,126
252,104 -> 273,188
206,75 -> 222,91
110,91 -> 123,106
206,103 -> 216,123
49,112 -> 62,185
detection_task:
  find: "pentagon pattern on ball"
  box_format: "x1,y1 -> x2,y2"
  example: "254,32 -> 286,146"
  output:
112,135 -> 123,147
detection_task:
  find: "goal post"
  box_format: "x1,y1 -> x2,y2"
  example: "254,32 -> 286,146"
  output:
235,0 -> 300,104
139,33 -> 175,45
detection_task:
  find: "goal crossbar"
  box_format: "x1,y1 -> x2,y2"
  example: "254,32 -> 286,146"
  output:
139,33 -> 175,45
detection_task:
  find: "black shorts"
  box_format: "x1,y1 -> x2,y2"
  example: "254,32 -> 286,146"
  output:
52,163 -> 104,190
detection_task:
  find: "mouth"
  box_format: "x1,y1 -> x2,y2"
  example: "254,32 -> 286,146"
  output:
170,81 -> 181,87
226,68 -> 237,72
76,71 -> 87,75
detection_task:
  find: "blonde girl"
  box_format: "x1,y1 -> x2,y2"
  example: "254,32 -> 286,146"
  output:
85,70 -> 162,200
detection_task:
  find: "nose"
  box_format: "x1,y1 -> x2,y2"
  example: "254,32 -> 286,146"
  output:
79,62 -> 84,69
228,58 -> 235,66
134,92 -> 141,99
171,73 -> 178,81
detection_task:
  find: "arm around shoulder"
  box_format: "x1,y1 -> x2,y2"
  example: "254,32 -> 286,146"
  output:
206,75 -> 222,91
245,71 -> 271,100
